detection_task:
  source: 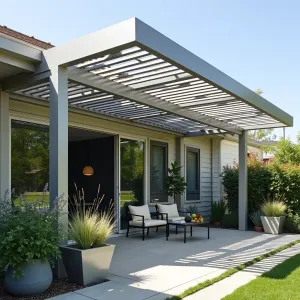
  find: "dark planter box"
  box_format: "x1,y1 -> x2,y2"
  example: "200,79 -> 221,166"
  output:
60,244 -> 115,286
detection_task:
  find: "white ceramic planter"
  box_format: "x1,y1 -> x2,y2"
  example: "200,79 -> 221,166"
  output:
60,244 -> 115,286
261,216 -> 285,235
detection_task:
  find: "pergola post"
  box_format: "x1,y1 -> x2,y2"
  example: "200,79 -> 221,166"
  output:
0,89 -> 10,199
49,66 -> 68,277
238,130 -> 248,230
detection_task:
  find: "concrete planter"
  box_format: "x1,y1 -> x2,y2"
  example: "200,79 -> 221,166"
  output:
4,260 -> 52,296
60,244 -> 115,286
261,216 -> 285,235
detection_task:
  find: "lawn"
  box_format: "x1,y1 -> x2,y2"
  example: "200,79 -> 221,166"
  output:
223,253 -> 300,300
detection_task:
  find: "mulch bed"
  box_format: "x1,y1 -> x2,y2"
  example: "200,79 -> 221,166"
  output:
0,279 -> 84,300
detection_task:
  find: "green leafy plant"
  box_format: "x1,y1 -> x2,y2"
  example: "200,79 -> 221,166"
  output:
165,161 -> 187,203
261,201 -> 286,217
222,212 -> 238,228
0,188 -> 65,278
285,209 -> 300,233
249,210 -> 263,226
211,200 -> 226,222
185,204 -> 199,215
69,184 -> 115,249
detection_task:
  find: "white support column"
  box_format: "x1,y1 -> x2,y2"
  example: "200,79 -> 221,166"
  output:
49,66 -> 68,231
0,89 -> 10,199
239,130 -> 248,230
176,137 -> 185,210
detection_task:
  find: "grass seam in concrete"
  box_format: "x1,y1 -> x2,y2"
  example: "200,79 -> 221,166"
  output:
165,239 -> 300,300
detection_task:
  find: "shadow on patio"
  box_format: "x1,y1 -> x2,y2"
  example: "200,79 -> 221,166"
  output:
53,229 -> 299,300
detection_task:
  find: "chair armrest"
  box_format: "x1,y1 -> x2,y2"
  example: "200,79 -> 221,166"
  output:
127,213 -> 145,225
157,212 -> 168,222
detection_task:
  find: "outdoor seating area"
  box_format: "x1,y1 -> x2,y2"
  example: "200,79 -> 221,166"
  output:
126,203 -> 208,243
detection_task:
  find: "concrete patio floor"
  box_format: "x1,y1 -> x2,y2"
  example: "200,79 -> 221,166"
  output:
49,228 -> 300,300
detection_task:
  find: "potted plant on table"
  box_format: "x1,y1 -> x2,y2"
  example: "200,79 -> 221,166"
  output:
261,200 -> 286,235
211,200 -> 226,226
0,189 -> 64,296
60,184 -> 115,286
249,210 -> 264,232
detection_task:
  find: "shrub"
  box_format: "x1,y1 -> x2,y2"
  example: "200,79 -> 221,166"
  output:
222,212 -> 238,228
221,158 -> 272,212
211,200 -> 226,222
221,157 -> 300,214
69,184 -> 115,249
0,190 -> 65,278
249,210 -> 263,226
261,201 -> 286,217
285,210 -> 300,233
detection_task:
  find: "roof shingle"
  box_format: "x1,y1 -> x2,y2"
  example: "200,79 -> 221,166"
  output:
0,25 -> 54,49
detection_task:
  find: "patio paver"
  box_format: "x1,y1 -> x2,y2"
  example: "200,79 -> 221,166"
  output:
48,228 -> 300,300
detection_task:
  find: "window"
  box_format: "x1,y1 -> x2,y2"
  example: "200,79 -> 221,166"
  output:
150,141 -> 168,203
120,138 -> 144,230
11,120 -> 49,200
186,147 -> 200,201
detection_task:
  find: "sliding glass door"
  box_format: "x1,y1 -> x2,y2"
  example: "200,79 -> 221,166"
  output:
119,138 -> 144,230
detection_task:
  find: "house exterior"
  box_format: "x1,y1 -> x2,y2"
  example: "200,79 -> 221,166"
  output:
0,18 -> 293,234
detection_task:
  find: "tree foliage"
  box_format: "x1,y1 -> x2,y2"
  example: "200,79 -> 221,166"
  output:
247,88 -> 276,141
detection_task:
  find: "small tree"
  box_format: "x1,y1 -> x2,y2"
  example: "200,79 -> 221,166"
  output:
165,161 -> 187,203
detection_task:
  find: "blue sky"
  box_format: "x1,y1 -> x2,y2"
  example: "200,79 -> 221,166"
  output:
2,0 -> 299,140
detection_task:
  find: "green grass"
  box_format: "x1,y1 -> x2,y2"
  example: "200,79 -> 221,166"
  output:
165,240 -> 300,300
13,193 -> 50,206
223,253 -> 300,300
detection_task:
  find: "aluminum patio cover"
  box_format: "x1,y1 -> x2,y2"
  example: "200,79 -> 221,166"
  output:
15,18 -> 293,135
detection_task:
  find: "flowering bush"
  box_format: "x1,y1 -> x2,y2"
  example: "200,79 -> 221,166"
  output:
0,188 -> 66,278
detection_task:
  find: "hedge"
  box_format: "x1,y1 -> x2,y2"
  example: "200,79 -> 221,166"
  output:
221,157 -> 300,213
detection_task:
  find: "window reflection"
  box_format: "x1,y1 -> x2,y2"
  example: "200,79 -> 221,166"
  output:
120,139 -> 144,230
11,120 -> 49,203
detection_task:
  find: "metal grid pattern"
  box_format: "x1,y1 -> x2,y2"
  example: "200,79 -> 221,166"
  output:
16,45 -> 286,134
74,45 -> 286,130
17,81 -> 212,134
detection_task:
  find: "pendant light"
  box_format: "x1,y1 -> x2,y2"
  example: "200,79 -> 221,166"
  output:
82,146 -> 94,176
82,165 -> 94,176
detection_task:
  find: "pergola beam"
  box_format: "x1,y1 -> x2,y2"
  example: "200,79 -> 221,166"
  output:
68,67 -> 242,134
134,18 -> 293,127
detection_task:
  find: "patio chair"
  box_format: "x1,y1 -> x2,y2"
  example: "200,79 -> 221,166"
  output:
126,204 -> 168,241
156,203 -> 191,234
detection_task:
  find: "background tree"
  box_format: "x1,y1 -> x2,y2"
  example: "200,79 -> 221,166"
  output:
164,161 -> 186,204
248,89 -> 277,141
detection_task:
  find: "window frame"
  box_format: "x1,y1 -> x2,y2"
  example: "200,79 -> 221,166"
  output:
150,140 -> 169,204
185,146 -> 201,202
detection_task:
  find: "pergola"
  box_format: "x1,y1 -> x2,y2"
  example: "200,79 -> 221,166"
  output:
0,18 -> 293,231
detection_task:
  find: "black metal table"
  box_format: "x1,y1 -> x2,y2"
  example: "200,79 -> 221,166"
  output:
167,221 -> 210,243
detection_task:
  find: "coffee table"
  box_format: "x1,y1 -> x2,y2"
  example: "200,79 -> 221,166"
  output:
167,221 -> 210,243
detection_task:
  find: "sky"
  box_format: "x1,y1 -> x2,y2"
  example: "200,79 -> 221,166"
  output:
2,0 -> 299,140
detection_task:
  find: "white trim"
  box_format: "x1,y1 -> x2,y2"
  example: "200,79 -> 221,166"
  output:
149,138 -> 172,205
184,143 -> 202,204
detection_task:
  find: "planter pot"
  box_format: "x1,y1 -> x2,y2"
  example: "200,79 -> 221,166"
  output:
60,244 -> 115,286
4,260 -> 52,296
254,226 -> 264,232
261,216 -> 285,235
